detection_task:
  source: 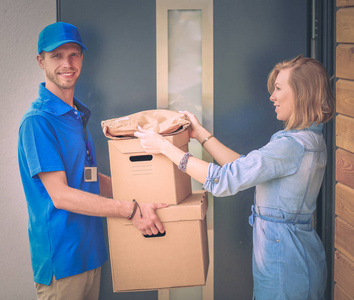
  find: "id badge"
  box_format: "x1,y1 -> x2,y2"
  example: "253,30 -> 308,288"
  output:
84,166 -> 98,182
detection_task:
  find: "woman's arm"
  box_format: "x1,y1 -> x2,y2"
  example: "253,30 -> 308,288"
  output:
134,128 -> 209,183
134,110 -> 242,184
181,111 -> 241,166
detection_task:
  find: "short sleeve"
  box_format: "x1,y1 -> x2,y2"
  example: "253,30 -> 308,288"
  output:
203,136 -> 304,197
19,115 -> 65,178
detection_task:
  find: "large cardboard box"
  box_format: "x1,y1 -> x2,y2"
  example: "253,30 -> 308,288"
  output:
108,129 -> 192,204
107,191 -> 209,292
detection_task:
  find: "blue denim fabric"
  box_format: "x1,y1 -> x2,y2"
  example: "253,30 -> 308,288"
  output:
204,124 -> 327,299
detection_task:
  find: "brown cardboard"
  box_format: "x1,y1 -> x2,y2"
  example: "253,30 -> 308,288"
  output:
107,191 -> 209,292
108,129 -> 192,204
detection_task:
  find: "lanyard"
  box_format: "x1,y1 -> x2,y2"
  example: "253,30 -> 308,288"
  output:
76,108 -> 94,166
82,123 -> 94,166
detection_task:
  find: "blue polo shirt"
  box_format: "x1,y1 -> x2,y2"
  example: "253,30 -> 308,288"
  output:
18,83 -> 108,285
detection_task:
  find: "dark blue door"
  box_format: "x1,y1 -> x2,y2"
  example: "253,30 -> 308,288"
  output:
214,2 -> 309,299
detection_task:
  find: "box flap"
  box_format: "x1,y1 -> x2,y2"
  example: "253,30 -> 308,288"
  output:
117,191 -> 208,226
108,129 -> 190,154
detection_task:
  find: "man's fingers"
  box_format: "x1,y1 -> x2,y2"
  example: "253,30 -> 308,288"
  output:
144,228 -> 153,236
150,225 -> 159,235
132,203 -> 169,235
155,203 -> 169,209
153,203 -> 168,233
154,220 -> 165,234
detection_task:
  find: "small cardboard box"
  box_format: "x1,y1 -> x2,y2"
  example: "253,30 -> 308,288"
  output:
107,191 -> 209,292
108,129 -> 192,204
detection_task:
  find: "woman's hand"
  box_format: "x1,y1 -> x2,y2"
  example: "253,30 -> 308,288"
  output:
180,110 -> 212,144
135,121 -> 210,185
179,110 -> 204,139
134,126 -> 169,154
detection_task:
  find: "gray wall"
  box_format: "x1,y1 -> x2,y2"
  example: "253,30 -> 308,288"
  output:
0,1 -> 56,299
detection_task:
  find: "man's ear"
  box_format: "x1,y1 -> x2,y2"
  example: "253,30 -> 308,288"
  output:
37,54 -> 45,70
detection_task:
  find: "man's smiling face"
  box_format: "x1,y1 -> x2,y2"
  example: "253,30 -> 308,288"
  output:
38,42 -> 83,92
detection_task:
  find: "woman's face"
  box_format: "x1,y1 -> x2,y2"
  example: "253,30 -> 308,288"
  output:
270,69 -> 295,122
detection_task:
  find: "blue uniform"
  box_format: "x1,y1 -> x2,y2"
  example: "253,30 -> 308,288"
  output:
204,124 -> 327,300
18,83 -> 108,285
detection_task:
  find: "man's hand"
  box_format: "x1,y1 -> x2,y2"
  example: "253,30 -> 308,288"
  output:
131,202 -> 169,236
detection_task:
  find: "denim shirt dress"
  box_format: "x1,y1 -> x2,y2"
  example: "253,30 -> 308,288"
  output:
203,123 -> 327,300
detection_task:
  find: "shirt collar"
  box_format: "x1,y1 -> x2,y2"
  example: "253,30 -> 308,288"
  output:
283,122 -> 324,135
38,82 -> 91,124
273,122 -> 324,140
305,122 -> 323,133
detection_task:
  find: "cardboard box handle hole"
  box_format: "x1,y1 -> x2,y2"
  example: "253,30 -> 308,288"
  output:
129,155 -> 153,162
143,231 -> 166,238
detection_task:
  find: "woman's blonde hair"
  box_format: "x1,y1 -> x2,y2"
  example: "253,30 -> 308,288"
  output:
267,55 -> 335,130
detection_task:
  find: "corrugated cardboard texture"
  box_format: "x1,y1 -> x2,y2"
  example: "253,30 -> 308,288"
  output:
107,191 -> 209,292
108,130 -> 192,204
117,191 -> 208,225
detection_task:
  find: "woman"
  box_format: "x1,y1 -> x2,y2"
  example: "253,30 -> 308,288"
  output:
134,55 -> 335,299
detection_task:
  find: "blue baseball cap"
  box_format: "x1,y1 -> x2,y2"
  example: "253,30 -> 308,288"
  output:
38,22 -> 87,54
